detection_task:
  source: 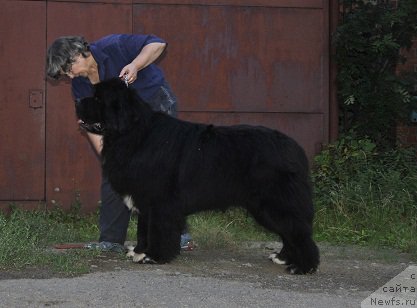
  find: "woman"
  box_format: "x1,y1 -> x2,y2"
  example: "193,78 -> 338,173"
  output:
46,34 -> 192,252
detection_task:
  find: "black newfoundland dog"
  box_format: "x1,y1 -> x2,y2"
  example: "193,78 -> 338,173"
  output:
76,78 -> 319,274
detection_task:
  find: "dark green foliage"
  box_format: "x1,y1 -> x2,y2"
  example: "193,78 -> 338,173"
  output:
335,0 -> 417,148
312,135 -> 417,253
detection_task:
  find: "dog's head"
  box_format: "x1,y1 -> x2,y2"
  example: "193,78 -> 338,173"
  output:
76,78 -> 150,135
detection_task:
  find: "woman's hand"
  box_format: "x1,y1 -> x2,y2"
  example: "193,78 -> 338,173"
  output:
119,63 -> 139,84
118,42 -> 166,84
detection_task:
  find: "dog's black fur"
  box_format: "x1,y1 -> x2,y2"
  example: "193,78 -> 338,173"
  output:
76,78 -> 319,274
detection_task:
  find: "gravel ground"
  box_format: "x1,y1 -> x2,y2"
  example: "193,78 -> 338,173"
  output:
0,242 -> 414,307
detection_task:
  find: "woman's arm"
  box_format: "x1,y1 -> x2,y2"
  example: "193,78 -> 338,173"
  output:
86,131 -> 103,155
119,42 -> 166,84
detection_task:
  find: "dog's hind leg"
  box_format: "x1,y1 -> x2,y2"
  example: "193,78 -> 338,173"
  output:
273,217 -> 319,274
285,233 -> 319,274
249,204 -> 319,274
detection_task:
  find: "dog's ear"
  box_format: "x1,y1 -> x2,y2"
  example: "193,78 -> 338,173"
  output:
94,78 -> 151,134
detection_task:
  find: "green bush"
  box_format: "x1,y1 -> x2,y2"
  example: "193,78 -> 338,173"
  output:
312,134 -> 417,254
335,0 -> 417,147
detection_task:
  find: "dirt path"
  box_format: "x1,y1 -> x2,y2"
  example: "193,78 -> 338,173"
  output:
0,242 -> 414,307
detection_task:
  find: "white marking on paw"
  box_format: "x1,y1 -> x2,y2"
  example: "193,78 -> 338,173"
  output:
132,253 -> 147,263
126,246 -> 135,258
128,252 -> 156,264
269,253 -> 286,265
123,195 -> 134,210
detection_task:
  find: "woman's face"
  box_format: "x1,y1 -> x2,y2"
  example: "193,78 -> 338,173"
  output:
63,54 -> 91,79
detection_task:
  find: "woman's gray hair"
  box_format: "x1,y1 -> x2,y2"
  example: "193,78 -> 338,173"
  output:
46,36 -> 90,79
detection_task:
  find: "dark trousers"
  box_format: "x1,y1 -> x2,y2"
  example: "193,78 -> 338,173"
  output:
98,82 -> 179,244
99,177 -> 130,244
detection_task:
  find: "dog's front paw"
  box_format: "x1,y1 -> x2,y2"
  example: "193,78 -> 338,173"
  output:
133,253 -> 157,264
126,246 -> 156,264
268,252 -> 287,265
126,245 -> 136,258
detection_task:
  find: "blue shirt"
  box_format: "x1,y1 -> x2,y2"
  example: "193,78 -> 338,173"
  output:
72,34 -> 166,102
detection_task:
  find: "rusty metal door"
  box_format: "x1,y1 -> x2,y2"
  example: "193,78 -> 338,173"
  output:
0,1 -> 46,202
133,0 -> 329,159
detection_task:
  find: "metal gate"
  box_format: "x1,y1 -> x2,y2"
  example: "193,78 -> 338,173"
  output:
0,1 -> 46,207
0,0 -> 334,212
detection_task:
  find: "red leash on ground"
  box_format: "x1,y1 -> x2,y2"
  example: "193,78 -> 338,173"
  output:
53,243 -> 87,249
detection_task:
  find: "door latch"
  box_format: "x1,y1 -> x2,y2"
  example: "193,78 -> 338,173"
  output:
29,89 -> 43,109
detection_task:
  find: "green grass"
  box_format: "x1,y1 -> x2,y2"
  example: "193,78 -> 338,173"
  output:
312,137 -> 417,258
0,205 -> 275,275
0,205 -> 102,275
187,209 -> 275,249
313,179 -> 417,255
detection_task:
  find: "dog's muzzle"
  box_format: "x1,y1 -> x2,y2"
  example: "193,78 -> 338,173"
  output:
75,98 -> 105,134
78,121 -> 105,134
